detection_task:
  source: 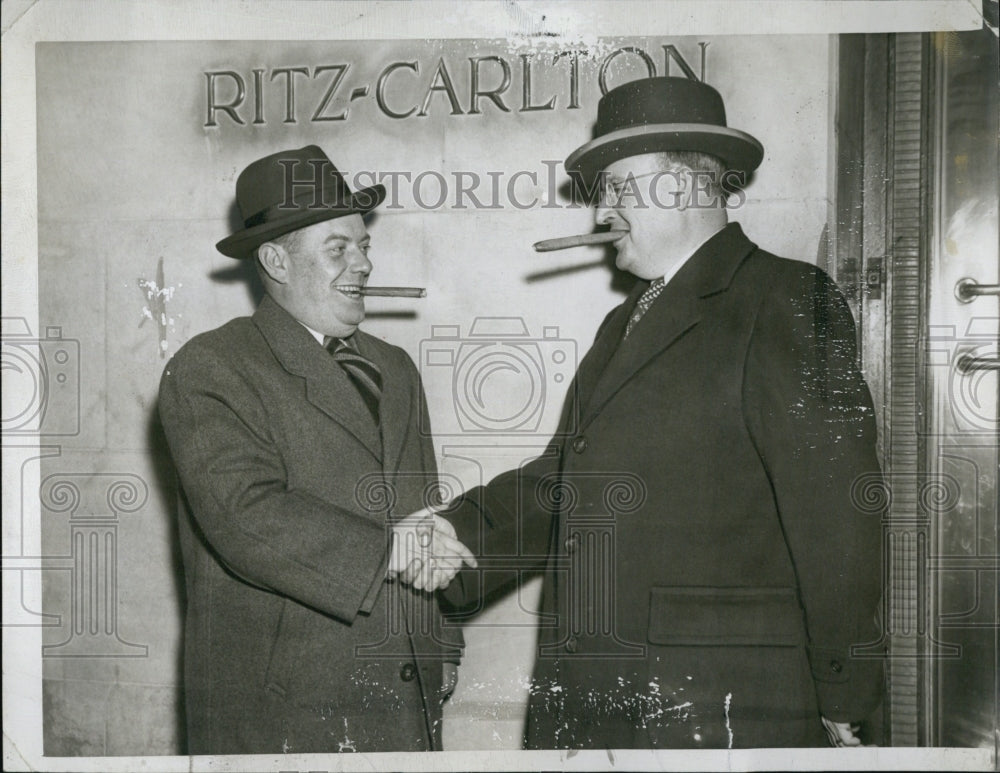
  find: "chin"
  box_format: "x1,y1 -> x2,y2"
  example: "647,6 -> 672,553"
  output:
332,302 -> 365,324
615,253 -> 636,274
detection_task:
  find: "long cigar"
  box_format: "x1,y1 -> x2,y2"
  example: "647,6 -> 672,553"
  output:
360,286 -> 427,298
533,231 -> 622,252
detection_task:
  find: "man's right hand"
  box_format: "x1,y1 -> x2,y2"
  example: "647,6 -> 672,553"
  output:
821,716 -> 865,747
389,507 -> 477,592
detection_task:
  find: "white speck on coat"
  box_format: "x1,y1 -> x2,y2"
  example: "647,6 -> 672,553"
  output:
724,692 -> 734,749
337,717 -> 357,752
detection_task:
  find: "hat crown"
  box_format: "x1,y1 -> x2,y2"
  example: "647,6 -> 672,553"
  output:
594,77 -> 728,139
234,145 -> 352,223
216,145 -> 385,258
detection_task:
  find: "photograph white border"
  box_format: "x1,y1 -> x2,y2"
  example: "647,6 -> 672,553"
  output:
2,2 -> 992,771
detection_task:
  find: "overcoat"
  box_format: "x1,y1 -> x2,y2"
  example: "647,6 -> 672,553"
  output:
159,295 -> 461,754
444,223 -> 884,749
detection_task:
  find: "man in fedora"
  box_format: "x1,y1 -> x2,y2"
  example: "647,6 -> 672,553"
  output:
158,145 -> 475,753
405,77 -> 885,749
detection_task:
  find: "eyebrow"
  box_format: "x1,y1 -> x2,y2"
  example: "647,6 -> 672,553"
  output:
322,233 -> 371,245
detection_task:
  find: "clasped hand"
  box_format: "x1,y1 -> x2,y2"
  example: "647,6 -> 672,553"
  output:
388,506 -> 477,591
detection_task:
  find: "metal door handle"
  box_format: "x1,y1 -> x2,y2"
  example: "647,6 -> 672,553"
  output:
957,354 -> 1000,373
955,278 -> 1000,302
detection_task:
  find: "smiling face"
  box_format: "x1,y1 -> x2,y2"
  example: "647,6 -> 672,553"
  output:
258,214 -> 373,338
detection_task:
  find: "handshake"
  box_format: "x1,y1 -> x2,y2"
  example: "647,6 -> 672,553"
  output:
388,506 -> 478,592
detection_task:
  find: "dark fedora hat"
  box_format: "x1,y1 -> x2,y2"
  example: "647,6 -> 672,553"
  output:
216,145 -> 386,259
564,77 -> 763,182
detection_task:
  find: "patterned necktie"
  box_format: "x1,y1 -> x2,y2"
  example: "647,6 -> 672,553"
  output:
624,277 -> 666,338
326,337 -> 382,423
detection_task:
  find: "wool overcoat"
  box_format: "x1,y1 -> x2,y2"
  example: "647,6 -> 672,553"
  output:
444,223 -> 885,749
159,295 -> 461,754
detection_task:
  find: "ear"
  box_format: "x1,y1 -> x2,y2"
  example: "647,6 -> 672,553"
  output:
674,166 -> 694,212
256,242 -> 289,284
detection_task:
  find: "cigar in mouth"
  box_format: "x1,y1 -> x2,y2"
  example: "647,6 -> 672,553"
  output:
360,286 -> 427,298
533,231 -> 624,252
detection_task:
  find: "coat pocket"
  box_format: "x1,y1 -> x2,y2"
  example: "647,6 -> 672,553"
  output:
263,599 -> 293,697
647,586 -> 805,647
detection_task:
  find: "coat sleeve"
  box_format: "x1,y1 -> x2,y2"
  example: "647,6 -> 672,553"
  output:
439,450 -> 560,610
158,341 -> 389,624
742,264 -> 885,722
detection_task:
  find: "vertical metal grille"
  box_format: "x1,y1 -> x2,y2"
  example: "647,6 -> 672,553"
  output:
885,32 -> 928,747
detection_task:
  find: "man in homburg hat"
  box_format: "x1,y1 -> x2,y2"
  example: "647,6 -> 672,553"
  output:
410,77 -> 885,749
158,146 -> 475,753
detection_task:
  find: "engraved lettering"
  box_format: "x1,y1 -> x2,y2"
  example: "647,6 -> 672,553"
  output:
662,43 -> 706,81
311,64 -> 351,122
553,50 -> 582,110
418,58 -> 464,116
598,47 -> 657,95
271,66 -> 310,123
204,71 -> 246,126
252,68 -> 265,124
376,61 -> 419,119
520,53 -> 557,112
468,55 -> 512,115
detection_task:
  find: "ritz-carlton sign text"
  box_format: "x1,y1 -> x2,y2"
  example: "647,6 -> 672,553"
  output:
204,43 -> 708,126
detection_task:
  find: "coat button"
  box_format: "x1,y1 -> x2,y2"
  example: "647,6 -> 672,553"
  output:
572,436 -> 588,453
564,534 -> 580,553
830,660 -> 843,674
565,637 -> 578,653
400,663 -> 417,681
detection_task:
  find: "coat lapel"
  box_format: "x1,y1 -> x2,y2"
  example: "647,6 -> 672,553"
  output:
253,296 -> 383,461
580,223 -> 758,429
573,280 -> 645,413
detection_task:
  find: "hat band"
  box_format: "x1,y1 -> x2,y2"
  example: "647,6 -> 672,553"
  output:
565,122 -> 764,174
243,188 -> 355,229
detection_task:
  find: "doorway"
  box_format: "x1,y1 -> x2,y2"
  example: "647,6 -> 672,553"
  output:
830,28 -> 999,748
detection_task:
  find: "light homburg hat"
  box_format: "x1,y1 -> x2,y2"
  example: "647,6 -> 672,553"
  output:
564,76 -> 764,182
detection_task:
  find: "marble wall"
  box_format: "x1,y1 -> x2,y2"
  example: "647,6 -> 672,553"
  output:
33,35 -> 831,754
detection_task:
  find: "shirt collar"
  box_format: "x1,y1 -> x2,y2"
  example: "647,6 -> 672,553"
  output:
300,322 -> 360,351
299,321 -> 326,346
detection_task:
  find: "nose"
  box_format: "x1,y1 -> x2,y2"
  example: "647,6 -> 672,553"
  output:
595,202 -> 616,226
350,245 -> 373,276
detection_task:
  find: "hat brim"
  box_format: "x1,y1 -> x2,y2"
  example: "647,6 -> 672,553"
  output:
216,184 -> 386,259
564,123 -> 764,183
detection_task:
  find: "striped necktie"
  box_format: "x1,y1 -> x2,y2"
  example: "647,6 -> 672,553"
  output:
624,276 -> 666,338
326,337 -> 382,423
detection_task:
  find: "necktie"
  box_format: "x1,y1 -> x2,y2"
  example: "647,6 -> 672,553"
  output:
326,337 -> 382,423
624,277 -> 666,338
